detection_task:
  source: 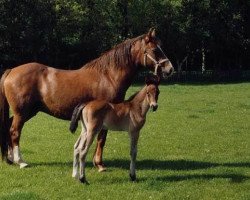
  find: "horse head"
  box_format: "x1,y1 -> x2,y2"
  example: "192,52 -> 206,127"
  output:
132,28 -> 174,78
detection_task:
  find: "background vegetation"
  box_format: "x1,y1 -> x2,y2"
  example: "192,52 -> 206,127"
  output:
0,83 -> 249,199
0,0 -> 249,72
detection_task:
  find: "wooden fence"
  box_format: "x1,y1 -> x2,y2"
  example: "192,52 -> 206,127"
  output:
136,70 -> 250,83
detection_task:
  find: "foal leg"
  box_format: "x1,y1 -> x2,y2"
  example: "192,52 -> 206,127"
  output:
72,135 -> 82,179
129,131 -> 140,181
9,115 -> 28,168
72,120 -> 87,178
93,129 -> 107,172
79,129 -> 96,183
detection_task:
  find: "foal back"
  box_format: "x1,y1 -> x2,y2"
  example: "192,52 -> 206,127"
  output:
70,100 -> 131,134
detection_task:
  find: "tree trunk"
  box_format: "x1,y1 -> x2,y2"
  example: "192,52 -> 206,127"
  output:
201,44 -> 206,73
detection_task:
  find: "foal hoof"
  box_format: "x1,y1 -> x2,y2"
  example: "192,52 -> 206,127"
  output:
6,158 -> 14,165
130,174 -> 137,182
79,177 -> 89,185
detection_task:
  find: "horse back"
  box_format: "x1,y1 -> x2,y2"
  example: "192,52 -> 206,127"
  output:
3,62 -> 82,119
3,62 -> 129,120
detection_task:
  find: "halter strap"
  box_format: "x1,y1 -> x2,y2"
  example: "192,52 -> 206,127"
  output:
144,45 -> 169,75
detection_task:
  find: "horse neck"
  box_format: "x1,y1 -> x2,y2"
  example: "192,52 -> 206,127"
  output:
80,43 -> 140,100
130,86 -> 150,117
108,62 -> 137,84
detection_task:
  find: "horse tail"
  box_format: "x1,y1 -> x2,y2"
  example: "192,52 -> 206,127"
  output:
0,69 -> 11,160
69,103 -> 87,133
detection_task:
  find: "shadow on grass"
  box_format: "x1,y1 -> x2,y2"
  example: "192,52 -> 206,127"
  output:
31,159 -> 250,170
30,159 -> 250,183
155,173 -> 249,183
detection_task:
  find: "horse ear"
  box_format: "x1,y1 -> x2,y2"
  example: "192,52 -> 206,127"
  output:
151,28 -> 156,38
145,27 -> 156,43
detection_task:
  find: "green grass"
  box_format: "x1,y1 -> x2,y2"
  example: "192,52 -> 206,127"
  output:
0,83 -> 249,200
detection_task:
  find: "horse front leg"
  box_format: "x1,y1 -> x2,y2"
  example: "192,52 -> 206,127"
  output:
9,115 -> 28,168
129,130 -> 140,181
93,129 -> 107,172
6,117 -> 14,164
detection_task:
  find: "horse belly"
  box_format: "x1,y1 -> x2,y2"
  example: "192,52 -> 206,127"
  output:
37,68 -> 95,119
39,87 -> 89,120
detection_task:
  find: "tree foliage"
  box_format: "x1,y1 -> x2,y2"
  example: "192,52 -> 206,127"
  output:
0,0 -> 249,70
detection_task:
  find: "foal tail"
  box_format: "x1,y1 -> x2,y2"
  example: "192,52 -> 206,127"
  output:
0,69 -> 11,160
69,103 -> 86,133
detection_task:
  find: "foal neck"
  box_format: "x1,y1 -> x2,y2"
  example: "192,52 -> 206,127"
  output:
130,86 -> 150,117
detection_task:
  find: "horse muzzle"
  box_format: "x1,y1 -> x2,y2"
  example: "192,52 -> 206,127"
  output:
161,61 -> 174,78
150,103 -> 158,112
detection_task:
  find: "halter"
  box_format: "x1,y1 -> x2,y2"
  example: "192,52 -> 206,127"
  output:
144,45 -> 169,75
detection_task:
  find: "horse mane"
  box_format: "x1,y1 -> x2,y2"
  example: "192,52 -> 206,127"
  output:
83,35 -> 145,71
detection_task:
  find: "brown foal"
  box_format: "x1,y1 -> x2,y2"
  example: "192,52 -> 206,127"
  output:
70,76 -> 160,183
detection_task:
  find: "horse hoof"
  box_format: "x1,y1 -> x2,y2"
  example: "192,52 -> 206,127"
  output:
93,157 -> 106,172
98,165 -> 107,172
130,174 -> 136,182
19,163 -> 29,169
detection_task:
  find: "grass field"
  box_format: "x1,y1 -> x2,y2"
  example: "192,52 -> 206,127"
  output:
0,83 -> 249,200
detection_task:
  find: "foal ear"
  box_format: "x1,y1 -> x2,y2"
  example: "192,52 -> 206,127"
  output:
145,74 -> 160,85
145,28 -> 156,43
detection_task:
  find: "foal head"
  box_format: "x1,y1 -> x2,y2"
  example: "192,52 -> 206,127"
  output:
132,28 -> 174,78
145,75 -> 160,112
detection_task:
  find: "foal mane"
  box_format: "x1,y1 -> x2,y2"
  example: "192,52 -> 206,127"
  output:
126,91 -> 140,102
83,35 -> 144,71
126,76 -> 159,102
126,85 -> 147,102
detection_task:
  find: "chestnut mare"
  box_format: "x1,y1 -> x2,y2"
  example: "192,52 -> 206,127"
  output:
70,75 -> 160,183
0,29 -> 173,169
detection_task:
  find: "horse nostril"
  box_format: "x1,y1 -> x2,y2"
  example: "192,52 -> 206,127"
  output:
167,68 -> 173,75
152,104 -> 158,112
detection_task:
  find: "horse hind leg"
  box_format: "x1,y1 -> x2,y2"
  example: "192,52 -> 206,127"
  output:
9,115 -> 28,168
93,129 -> 108,172
6,117 -> 14,164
